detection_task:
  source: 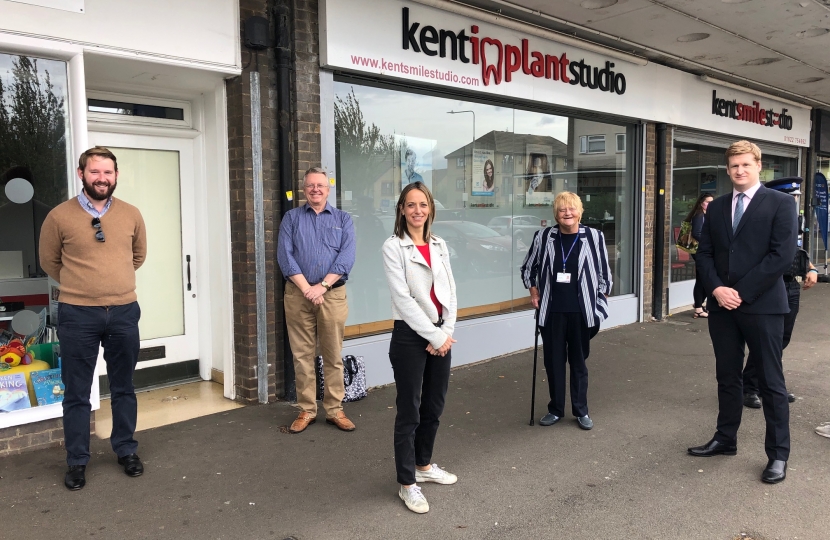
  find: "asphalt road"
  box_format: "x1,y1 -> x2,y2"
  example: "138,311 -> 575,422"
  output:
3,286 -> 829,540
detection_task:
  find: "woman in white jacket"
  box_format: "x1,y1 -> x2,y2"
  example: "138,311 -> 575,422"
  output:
382,182 -> 458,514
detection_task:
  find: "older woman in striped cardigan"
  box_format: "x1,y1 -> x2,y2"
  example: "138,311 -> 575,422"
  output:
520,191 -> 612,430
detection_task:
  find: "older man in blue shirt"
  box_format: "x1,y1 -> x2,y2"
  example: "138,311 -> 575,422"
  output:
278,166 -> 357,434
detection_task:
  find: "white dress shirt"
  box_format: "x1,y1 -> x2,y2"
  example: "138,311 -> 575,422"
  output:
732,181 -> 763,222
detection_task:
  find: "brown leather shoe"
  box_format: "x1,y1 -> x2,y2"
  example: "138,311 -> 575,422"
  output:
289,412 -> 316,434
325,411 -> 356,432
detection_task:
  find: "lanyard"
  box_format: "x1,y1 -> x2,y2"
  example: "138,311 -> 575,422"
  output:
559,230 -> 579,272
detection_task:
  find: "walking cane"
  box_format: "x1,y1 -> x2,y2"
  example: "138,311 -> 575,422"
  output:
529,308 -> 540,426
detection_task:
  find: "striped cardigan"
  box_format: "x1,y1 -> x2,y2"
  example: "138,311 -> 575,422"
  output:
520,225 -> 613,328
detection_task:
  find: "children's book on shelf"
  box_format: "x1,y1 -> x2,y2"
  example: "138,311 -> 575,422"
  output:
31,368 -> 64,406
0,372 -> 31,412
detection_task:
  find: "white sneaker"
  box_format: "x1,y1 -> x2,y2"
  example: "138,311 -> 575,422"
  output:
415,464 -> 458,485
816,422 -> 830,439
399,485 -> 429,514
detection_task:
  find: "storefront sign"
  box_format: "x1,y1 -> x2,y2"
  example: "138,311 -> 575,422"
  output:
815,172 -> 828,251
401,7 -> 626,93
711,90 -> 793,130
320,0 -> 810,147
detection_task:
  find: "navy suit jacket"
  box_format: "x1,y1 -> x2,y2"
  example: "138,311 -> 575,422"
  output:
695,185 -> 797,315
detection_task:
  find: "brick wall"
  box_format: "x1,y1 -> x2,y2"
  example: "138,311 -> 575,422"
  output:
226,0 -> 323,402
0,414 -> 94,458
291,0 -> 322,195
227,0 -> 282,403
642,123 -> 656,318
641,123 -> 673,320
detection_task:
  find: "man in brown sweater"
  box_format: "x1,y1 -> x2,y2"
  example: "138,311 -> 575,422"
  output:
39,146 -> 147,491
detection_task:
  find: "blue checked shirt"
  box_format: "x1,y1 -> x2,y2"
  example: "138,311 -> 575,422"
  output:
78,190 -> 113,218
277,202 -> 356,284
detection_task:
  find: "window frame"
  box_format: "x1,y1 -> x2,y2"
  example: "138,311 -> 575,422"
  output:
616,133 -> 626,153
580,134 -> 606,155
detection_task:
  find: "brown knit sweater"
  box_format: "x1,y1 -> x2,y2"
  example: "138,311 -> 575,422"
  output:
39,197 -> 147,306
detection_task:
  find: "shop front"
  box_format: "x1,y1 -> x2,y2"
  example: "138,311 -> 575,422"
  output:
668,91 -> 811,310
0,0 -> 238,447
315,0 -> 814,386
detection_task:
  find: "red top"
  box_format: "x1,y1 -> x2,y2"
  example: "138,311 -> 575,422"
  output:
415,243 -> 443,317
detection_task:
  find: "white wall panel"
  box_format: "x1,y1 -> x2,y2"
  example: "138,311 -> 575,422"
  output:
0,0 -> 239,68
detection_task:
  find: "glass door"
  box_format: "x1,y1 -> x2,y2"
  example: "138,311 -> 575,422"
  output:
87,133 -> 199,368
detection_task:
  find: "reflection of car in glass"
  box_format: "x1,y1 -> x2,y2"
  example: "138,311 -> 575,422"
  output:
431,221 -> 527,276
378,215 -> 396,236
487,215 -> 545,246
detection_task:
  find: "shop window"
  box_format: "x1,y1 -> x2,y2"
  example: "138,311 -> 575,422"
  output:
579,135 -> 606,154
670,139 -> 798,284
616,133 -> 626,153
334,81 -> 637,335
0,52 -> 71,414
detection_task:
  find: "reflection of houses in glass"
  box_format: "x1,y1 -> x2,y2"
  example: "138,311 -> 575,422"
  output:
443,131 -> 568,210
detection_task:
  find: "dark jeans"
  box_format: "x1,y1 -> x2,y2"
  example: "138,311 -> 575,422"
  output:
58,302 -> 141,466
541,312 -> 598,418
389,320 -> 452,486
742,280 -> 800,395
709,310 -> 789,461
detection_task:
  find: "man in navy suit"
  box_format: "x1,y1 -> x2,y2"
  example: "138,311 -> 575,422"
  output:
687,140 -> 797,484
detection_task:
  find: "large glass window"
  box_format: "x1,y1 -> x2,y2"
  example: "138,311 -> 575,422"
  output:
335,81 -> 637,331
670,139 -> 799,283
0,53 -> 71,320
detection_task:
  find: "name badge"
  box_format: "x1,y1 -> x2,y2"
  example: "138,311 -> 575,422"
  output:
556,272 -> 571,283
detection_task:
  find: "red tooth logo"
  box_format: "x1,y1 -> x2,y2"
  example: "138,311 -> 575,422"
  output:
479,37 -> 503,86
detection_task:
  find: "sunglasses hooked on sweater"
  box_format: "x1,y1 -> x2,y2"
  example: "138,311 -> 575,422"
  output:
91,217 -> 105,242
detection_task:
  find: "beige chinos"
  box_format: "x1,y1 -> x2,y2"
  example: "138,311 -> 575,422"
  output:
284,281 -> 348,416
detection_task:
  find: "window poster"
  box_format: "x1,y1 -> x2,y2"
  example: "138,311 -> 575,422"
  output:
395,135 -> 435,190
472,149 -> 495,196
525,143 -> 554,206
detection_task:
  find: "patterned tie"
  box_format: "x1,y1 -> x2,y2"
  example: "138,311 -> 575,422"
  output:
733,193 -> 745,233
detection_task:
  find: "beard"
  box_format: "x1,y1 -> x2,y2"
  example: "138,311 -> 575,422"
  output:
82,177 -> 117,201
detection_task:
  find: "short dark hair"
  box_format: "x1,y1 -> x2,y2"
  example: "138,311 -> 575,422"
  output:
78,146 -> 118,172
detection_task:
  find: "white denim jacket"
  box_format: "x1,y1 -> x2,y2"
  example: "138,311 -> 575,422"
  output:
382,233 -> 457,349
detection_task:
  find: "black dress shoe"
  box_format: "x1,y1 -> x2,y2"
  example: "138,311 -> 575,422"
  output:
65,465 -> 86,491
117,454 -> 144,477
761,459 -> 787,484
787,392 -> 796,403
743,393 -> 762,409
687,438 -> 737,457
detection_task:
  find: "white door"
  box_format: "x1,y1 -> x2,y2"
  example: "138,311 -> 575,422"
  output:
87,132 -> 200,369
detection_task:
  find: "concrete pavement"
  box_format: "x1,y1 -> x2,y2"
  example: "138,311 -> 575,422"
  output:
3,286 -> 829,539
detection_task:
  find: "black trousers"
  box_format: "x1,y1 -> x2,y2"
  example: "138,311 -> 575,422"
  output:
541,312 -> 597,418
692,263 -> 707,309
389,321 -> 452,486
742,280 -> 800,394
58,302 -> 141,466
708,310 -> 789,461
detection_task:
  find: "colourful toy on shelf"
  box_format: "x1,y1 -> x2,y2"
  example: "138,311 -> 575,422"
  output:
0,339 -> 33,370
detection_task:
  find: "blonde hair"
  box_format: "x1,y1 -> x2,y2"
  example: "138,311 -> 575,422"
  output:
553,191 -> 583,223
725,140 -> 762,163
394,182 -> 435,243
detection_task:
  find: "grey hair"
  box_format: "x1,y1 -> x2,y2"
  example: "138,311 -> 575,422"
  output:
303,166 -> 328,185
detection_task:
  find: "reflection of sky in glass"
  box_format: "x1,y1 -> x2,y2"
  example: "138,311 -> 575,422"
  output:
335,82 -> 569,170
0,52 -> 68,98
